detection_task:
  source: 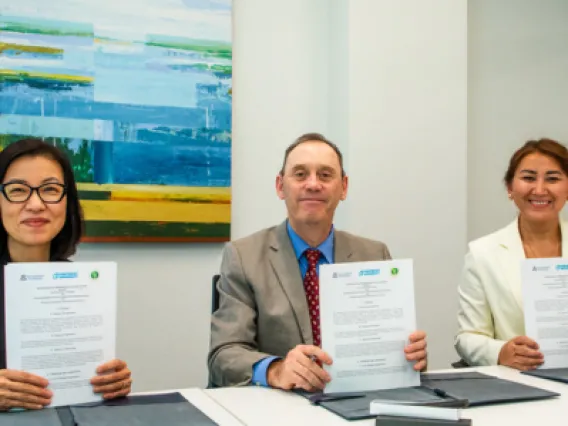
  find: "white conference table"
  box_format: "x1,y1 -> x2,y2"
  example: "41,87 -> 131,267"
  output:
192,366 -> 568,425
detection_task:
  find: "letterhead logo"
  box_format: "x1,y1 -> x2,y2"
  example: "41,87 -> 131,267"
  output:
556,264 -> 568,271
53,272 -> 78,279
333,271 -> 352,278
90,271 -> 99,279
20,274 -> 43,281
533,266 -> 550,272
391,267 -> 399,276
359,269 -> 380,277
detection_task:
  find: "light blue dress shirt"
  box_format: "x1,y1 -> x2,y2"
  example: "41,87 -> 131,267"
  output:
251,221 -> 334,386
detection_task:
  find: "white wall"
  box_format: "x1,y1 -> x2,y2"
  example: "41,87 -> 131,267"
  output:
468,0 -> 568,240
231,0 -> 337,237
75,0 -> 469,391
75,243 -> 222,391
346,0 -> 468,369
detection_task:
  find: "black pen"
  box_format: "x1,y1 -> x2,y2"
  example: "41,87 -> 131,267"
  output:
308,392 -> 365,405
432,388 -> 448,398
429,388 -> 469,408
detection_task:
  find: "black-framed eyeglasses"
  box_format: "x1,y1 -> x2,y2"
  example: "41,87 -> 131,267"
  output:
0,182 -> 67,204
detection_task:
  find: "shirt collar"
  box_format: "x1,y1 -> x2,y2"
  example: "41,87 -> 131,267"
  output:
286,220 -> 334,263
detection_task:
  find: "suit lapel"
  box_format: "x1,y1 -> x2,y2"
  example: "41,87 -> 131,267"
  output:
334,230 -> 355,263
498,219 -> 568,310
496,218 -> 526,311
268,222 -> 312,343
561,221 -> 568,256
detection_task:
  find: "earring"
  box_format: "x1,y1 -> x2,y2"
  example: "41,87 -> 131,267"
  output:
508,193 -> 512,199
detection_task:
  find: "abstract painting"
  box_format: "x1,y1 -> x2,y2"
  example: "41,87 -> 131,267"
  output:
0,0 -> 232,242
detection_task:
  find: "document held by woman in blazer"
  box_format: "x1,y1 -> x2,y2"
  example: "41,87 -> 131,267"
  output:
455,138 -> 568,370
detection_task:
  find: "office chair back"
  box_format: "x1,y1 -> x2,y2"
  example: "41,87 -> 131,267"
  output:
208,274 -> 222,388
211,274 -> 221,313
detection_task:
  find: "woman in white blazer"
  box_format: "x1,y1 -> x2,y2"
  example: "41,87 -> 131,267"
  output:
455,138 -> 568,370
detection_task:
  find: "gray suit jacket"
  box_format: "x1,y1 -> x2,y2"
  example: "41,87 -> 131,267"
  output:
208,221 -> 391,387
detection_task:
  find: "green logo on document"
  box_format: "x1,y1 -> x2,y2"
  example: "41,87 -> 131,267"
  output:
391,267 -> 399,276
90,271 -> 99,279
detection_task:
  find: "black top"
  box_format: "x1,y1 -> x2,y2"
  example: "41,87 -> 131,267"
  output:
0,251 -> 67,369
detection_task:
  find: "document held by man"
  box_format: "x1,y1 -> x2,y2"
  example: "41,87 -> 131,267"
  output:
5,262 -> 117,407
319,259 -> 419,393
522,258 -> 568,368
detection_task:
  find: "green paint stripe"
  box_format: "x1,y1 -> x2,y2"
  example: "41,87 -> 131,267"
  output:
84,221 -> 230,239
1,17 -> 94,37
78,190 -> 111,200
145,35 -> 232,59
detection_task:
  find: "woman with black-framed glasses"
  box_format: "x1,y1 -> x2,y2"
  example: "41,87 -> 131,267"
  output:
0,138 -> 132,412
0,181 -> 67,204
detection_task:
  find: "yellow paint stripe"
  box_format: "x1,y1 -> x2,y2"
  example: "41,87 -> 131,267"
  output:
0,43 -> 64,54
80,200 -> 230,223
77,183 -> 229,194
0,69 -> 93,83
94,38 -> 134,46
110,192 -> 230,202
77,183 -> 231,202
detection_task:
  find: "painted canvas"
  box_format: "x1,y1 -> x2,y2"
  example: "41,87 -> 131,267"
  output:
0,0 -> 232,242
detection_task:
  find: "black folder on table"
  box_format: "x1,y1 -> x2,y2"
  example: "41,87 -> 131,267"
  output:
1,408 -> 63,426
421,371 -> 558,406
0,392 -> 218,426
522,367 -> 568,384
297,385 -> 468,421
70,392 -> 218,426
297,371 -> 559,421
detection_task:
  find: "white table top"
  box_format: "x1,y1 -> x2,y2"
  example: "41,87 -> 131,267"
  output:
201,366 -> 568,425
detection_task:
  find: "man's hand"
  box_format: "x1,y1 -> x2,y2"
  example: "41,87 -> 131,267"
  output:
0,369 -> 52,411
90,359 -> 132,400
267,345 -> 332,392
404,330 -> 428,371
498,336 -> 544,371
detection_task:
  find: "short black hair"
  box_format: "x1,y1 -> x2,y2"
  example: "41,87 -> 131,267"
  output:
280,132 -> 345,177
0,138 -> 83,260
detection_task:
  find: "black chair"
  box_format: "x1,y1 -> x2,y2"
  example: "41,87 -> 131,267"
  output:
211,274 -> 221,313
208,274 -> 221,389
451,359 -> 470,369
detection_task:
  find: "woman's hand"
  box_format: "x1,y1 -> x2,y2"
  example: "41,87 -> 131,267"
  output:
0,369 -> 52,411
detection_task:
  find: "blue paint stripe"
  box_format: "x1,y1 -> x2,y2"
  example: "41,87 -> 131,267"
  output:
0,115 -> 94,139
0,115 -> 230,146
0,94 -> 206,127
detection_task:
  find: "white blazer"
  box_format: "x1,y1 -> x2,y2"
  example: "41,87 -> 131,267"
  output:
454,218 -> 568,366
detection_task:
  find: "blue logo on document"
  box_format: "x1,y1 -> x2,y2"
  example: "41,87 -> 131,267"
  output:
556,264 -> 568,271
359,269 -> 380,276
53,272 -> 78,279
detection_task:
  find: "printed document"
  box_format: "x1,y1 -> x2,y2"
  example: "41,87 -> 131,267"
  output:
320,259 -> 419,393
5,262 -> 117,407
522,258 -> 568,368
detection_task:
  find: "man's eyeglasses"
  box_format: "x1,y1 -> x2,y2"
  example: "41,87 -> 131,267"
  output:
0,182 -> 67,204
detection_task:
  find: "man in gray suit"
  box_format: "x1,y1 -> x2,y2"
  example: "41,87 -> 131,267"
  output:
208,133 -> 427,390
